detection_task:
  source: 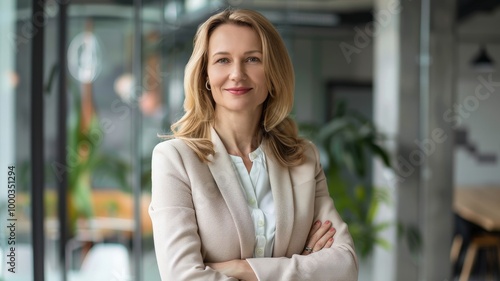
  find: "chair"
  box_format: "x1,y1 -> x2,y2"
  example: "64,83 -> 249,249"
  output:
454,234 -> 500,281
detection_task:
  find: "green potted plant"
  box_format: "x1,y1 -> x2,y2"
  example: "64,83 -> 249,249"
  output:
300,100 -> 399,259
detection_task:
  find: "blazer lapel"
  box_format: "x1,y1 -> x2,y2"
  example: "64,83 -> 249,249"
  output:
265,142 -> 294,257
207,128 -> 255,258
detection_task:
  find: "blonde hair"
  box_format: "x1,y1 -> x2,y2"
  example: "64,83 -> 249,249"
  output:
169,8 -> 305,166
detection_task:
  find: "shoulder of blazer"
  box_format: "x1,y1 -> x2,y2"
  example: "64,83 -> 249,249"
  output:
153,138 -> 194,158
151,139 -> 207,184
285,140 -> 322,184
152,138 -> 205,170
301,140 -> 320,165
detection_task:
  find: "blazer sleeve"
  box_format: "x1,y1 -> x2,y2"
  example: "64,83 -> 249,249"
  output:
245,143 -> 359,281
149,141 -> 237,281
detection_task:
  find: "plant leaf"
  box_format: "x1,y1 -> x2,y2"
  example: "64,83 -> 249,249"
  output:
370,142 -> 392,167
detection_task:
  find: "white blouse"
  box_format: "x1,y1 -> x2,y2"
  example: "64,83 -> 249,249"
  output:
229,146 -> 276,258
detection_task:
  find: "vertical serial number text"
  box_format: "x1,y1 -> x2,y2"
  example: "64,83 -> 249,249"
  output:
6,165 -> 17,273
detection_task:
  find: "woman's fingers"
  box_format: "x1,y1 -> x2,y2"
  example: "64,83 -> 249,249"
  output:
307,220 -> 322,238
324,237 -> 334,248
302,220 -> 336,255
312,226 -> 335,252
302,221 -> 320,255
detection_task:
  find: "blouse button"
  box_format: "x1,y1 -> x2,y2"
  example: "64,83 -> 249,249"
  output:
256,248 -> 264,256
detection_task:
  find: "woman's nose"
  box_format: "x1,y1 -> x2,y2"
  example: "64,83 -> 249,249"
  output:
229,62 -> 246,81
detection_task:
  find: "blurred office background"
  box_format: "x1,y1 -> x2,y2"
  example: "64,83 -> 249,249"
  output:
0,0 -> 499,280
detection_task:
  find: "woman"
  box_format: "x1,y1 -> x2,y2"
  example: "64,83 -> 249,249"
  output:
149,8 -> 358,281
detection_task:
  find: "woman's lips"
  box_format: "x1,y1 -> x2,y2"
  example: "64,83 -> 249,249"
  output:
225,87 -> 252,95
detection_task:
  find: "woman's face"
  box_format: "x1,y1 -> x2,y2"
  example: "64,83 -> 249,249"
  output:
207,23 -> 268,116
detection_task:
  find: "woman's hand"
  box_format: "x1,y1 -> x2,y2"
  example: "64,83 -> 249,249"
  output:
301,220 -> 336,255
206,260 -> 257,281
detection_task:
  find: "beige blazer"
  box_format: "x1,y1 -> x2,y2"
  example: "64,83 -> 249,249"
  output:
149,128 -> 358,281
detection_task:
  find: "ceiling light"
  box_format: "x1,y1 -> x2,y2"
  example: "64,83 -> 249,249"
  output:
471,45 -> 495,73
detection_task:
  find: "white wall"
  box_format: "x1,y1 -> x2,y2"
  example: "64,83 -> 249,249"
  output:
289,28 -> 373,124
454,9 -> 500,186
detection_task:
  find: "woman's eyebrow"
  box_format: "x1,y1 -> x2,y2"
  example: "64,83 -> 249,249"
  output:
211,50 -> 262,57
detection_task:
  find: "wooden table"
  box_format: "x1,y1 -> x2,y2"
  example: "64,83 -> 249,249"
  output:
452,187 -> 500,281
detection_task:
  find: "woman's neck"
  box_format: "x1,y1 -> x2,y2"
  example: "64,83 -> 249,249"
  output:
213,108 -> 262,158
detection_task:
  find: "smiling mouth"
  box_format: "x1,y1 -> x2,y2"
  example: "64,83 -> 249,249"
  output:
225,87 -> 252,95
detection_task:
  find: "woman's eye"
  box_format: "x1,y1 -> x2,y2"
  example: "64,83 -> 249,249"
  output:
216,58 -> 229,64
246,57 -> 261,63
